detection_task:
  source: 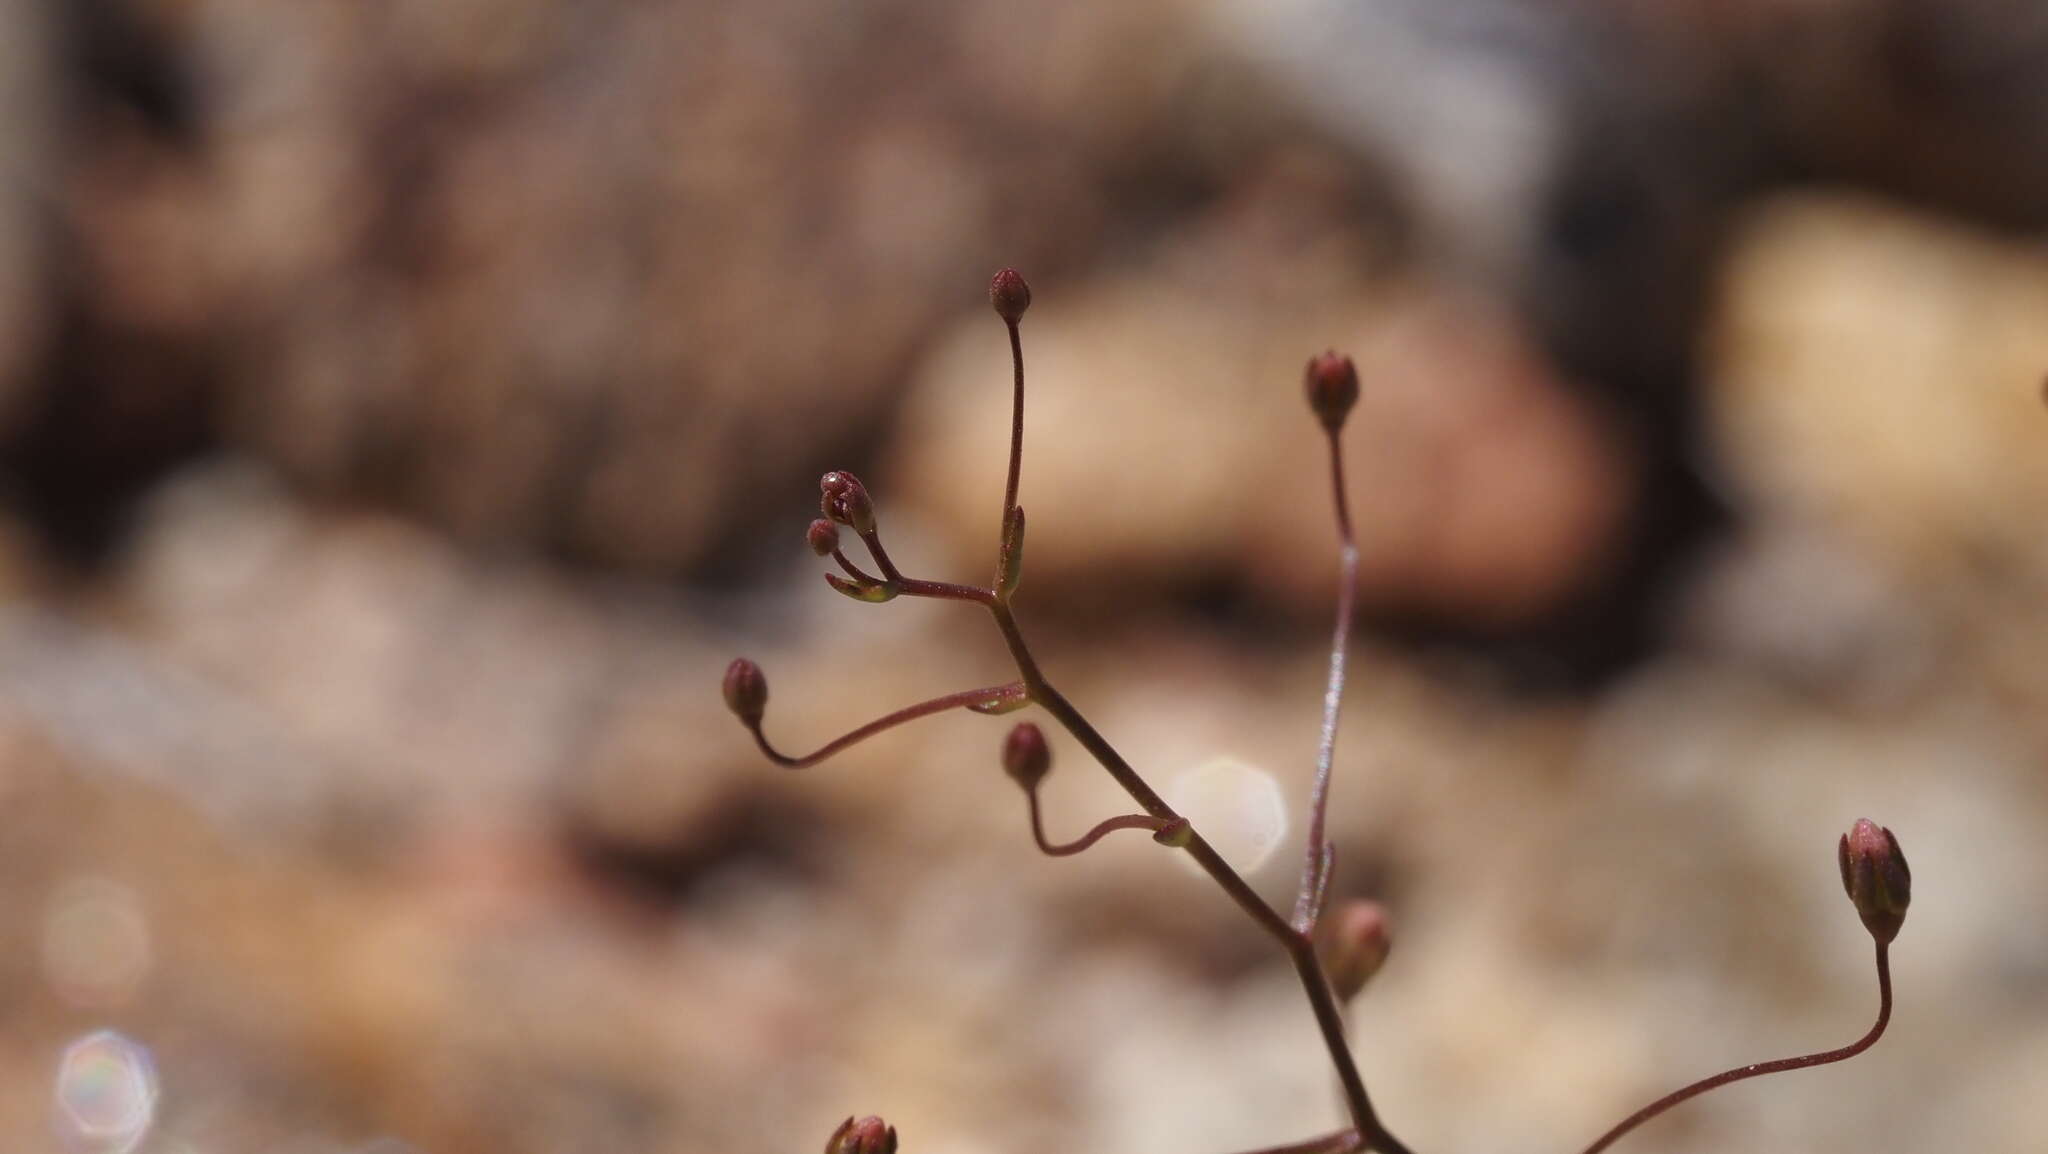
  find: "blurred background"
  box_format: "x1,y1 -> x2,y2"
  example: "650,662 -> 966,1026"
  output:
2,1 -> 2047,1152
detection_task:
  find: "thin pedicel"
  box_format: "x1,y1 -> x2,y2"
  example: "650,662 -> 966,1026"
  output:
719,270 -> 1911,1154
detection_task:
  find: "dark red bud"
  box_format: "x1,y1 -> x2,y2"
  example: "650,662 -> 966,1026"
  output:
819,471 -> 876,535
825,1115 -> 898,1154
1304,351 -> 1359,433
722,658 -> 767,726
1838,819 -> 1910,944
990,268 -> 1031,325
806,518 -> 841,557
1322,899 -> 1392,1001
1001,722 -> 1051,790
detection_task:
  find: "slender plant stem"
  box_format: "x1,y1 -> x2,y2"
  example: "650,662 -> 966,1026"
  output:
750,682 -> 1027,768
830,548 -> 885,587
1026,790 -> 1166,856
1576,942 -> 1894,1154
1305,842 -> 1337,929
986,600 -> 1411,1154
1295,426 -> 1357,934
1002,319 -> 1025,518
841,533 -> 994,604
857,527 -> 908,584
975,318 -> 1410,1152
892,576 -> 997,604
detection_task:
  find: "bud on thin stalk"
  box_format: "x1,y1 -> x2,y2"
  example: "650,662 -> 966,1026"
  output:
807,518 -> 841,557
990,268 -> 1031,325
1322,900 -> 1392,1003
1305,351 -> 1359,434
722,658 -> 767,726
820,471 -> 877,535
1002,721 -> 1051,791
1838,818 -> 1911,945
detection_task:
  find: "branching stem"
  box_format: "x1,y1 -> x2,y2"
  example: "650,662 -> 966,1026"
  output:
829,548 -> 885,587
854,529 -> 996,604
974,307 -> 1410,1154
986,599 -> 1410,1154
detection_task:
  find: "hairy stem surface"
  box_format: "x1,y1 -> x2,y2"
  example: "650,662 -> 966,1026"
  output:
1295,425 -> 1358,933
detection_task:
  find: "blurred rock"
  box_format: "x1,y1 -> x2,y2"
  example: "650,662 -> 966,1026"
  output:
183,0 -> 1229,573
1710,196 -> 2048,567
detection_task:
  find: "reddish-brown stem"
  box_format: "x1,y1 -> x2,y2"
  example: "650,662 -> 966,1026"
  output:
769,294 -> 1414,1154
1305,843 -> 1337,929
896,577 -> 997,603
1576,942 -> 1894,1154
749,682 -> 1027,768
1294,426 -> 1358,935
973,317 -> 1407,1150
1025,789 -> 1167,856
986,601 -> 1412,1154
830,548 -> 884,587
856,527 -> 908,583
1002,319 -> 1025,519
854,528 -> 995,604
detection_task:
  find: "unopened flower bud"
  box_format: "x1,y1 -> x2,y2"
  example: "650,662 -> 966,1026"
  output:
807,518 -> 841,557
820,471 -> 876,535
825,1115 -> 898,1154
1304,351 -> 1359,434
1002,722 -> 1051,790
1322,899 -> 1392,1002
990,268 -> 1031,325
722,658 -> 767,726
1838,819 -> 1910,944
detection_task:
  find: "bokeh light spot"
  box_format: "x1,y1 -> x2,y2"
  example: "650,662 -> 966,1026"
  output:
54,1030 -> 159,1154
1166,757 -> 1289,875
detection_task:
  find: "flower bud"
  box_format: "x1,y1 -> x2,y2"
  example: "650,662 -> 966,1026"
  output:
722,658 -> 767,726
1002,722 -> 1051,790
820,471 -> 876,535
825,1115 -> 898,1154
1321,899 -> 1392,1002
807,518 -> 841,557
1304,351 -> 1359,434
1838,819 -> 1910,944
990,268 -> 1031,324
